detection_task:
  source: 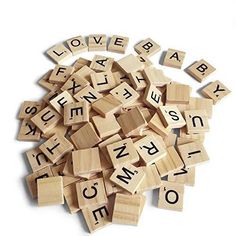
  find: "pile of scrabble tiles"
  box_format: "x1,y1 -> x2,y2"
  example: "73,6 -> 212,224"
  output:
17,34 -> 231,233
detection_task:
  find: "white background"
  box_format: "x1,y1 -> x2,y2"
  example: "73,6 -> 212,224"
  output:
1,0 -> 236,235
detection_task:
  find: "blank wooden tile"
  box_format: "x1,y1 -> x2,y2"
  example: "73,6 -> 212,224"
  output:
110,82 -> 140,107
155,146 -> 184,177
49,65 -> 74,84
166,84 -> 191,104
72,148 -> 101,175
116,54 -> 144,74
66,35 -> 88,55
186,59 -> 215,82
157,181 -> 184,211
117,107 -> 147,137
168,167 -> 195,186
39,134 -> 73,163
46,43 -> 72,64
88,34 -> 107,51
74,65 -> 95,82
91,71 -> 117,92
70,122 -> 102,149
137,165 -> 161,193
82,203 -> 111,232
26,147 -> 51,172
110,164 -> 145,194
184,110 -> 209,133
76,178 -> 107,209
108,35 -> 129,54
177,141 -> 209,167
90,55 -> 114,72
17,119 -> 41,141
134,135 -> 167,165
158,105 -> 186,129
64,182 -> 81,213
92,94 -> 122,117
163,48 -> 186,69
64,101 -> 89,126
50,91 -> 74,115
201,80 -> 231,104
137,54 -> 153,67
143,67 -> 171,86
107,138 -> 139,168
74,85 -> 103,105
37,176 -> 64,206
26,166 -> 53,198
148,113 -> 172,137
129,71 -> 147,91
92,114 -> 121,139
134,38 -> 161,57
73,57 -> 91,71
143,84 -> 163,109
112,193 -> 145,225
18,101 -> 43,119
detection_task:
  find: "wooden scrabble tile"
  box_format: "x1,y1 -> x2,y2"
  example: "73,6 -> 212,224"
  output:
186,59 -> 216,82
82,203 -> 111,232
73,57 -> 91,71
148,113 -> 172,137
37,176 -> 64,206
107,138 -> 139,168
112,70 -> 131,85
26,166 -> 53,198
108,35 -> 129,54
117,107 -> 147,137
72,148 -> 101,175
110,164 -> 145,194
157,181 -> 184,211
66,35 -> 88,55
158,105 -> 186,129
92,114 -> 121,139
50,91 -> 74,115
74,65 -> 95,82
76,178 -> 107,208
90,55 -> 114,72
129,71 -> 147,91
116,54 -> 144,74
141,129 -> 167,148
184,110 -> 209,133
163,48 -> 186,69
201,80 -> 231,104
41,122 -> 68,139
143,67 -> 171,86
179,127 -> 205,143
70,122 -> 102,149
91,71 -> 117,92
163,132 -> 177,147
64,101 -> 89,126
166,84 -> 191,104
177,141 -> 209,167
17,119 -> 41,141
103,168 -> 123,196
26,147 -> 51,172
39,134 -> 73,163
61,74 -> 89,96
64,182 -> 81,213
134,38 -> 161,57
18,101 -> 43,119
42,88 -> 61,104
110,82 -> 140,108
46,43 -> 72,64
134,135 -> 167,165
168,167 -> 195,186
88,34 -> 107,51
143,84 -> 163,109
112,193 -> 145,225
92,94 -> 122,117
74,85 -> 103,105
137,165 -> 161,192
38,70 -> 55,91
188,97 -> 213,118
137,54 -> 153,67
155,146 -> 184,177
49,65 -> 74,84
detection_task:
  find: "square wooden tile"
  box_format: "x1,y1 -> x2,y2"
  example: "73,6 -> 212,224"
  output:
129,71 -> 147,91
88,34 -> 107,51
134,38 -> 161,57
90,55 -> 114,72
166,84 -> 191,104
49,65 -> 74,84
143,84 -> 163,109
18,101 -> 43,119
168,167 -> 195,186
66,35 -> 88,55
163,48 -> 186,69
108,35 -> 129,54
